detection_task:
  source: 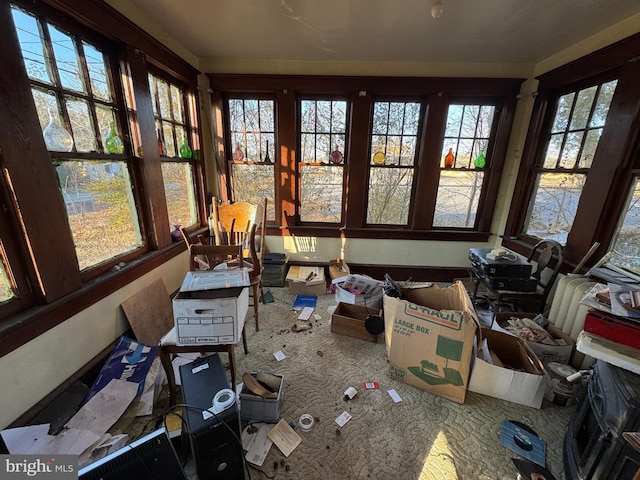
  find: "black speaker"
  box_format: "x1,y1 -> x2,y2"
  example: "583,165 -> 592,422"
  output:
179,354 -> 245,480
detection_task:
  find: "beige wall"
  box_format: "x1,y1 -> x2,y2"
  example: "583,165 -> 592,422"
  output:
0,253 -> 189,429
1,6 -> 638,429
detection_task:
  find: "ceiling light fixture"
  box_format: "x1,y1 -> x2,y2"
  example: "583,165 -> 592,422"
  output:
431,0 -> 444,19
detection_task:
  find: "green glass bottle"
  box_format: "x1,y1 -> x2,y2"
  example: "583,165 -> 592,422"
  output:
474,149 -> 486,169
104,121 -> 124,154
179,136 -> 192,159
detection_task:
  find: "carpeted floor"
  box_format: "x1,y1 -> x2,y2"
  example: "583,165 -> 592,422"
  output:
122,286 -> 576,480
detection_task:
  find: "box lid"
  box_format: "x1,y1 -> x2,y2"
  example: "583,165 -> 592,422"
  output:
286,266 -> 325,285
179,269 -> 250,292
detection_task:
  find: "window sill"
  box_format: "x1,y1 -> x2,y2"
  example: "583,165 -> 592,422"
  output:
0,241 -> 186,359
282,225 -> 491,241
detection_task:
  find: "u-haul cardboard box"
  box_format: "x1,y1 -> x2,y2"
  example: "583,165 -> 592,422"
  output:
384,282 -> 480,404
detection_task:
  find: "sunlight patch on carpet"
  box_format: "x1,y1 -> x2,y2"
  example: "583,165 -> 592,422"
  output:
418,430 -> 458,480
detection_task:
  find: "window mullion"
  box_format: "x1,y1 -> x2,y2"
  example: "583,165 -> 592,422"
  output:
0,3 -> 82,302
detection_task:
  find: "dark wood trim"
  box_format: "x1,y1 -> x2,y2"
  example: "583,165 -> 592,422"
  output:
536,33 -> 640,88
0,243 -> 186,358
565,59 -> 640,266
278,225 -> 491,241
0,1 -> 82,303
287,259 -> 469,284
208,74 -> 524,96
211,74 -> 522,238
504,35 -> 640,269
344,91 -> 372,228
125,46 -> 172,248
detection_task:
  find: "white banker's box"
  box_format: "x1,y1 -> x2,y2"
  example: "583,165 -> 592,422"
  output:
173,269 -> 250,346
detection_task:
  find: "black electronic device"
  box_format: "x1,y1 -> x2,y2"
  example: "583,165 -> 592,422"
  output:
469,248 -> 532,278
179,354 -> 245,480
477,273 -> 538,292
78,428 -> 187,480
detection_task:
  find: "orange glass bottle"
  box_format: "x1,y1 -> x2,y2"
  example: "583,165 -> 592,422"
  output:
444,148 -> 455,168
157,129 -> 166,156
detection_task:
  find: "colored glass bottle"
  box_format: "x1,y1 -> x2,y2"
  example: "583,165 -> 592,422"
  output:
43,108 -> 73,152
233,142 -> 244,161
104,121 -> 124,154
474,149 -> 486,168
157,129 -> 166,156
444,148 -> 455,168
330,144 -> 344,164
263,140 -> 271,163
171,224 -> 182,242
179,136 -> 192,159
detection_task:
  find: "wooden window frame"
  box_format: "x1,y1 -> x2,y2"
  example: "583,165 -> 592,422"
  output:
502,33 -> 640,271
0,0 -> 204,358
209,74 -> 522,241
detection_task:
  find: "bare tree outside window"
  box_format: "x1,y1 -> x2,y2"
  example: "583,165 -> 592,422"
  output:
433,103 -> 495,228
11,5 -> 144,270
524,80 -> 618,243
149,73 -> 199,231
609,176 -> 640,274
367,101 -> 420,225
299,99 -> 347,223
0,256 -> 15,303
228,98 -> 276,221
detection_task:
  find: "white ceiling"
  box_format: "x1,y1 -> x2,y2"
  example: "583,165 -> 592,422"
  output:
124,0 -> 640,66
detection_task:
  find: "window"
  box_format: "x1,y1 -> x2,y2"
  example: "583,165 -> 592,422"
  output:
227,98 -> 275,221
212,74 -> 521,240
502,34 -> 640,270
523,80 -> 618,244
11,5 -> 143,270
149,72 -> 199,232
609,176 -> 640,273
367,101 -> 419,225
299,99 -> 348,223
0,258 -> 15,303
434,103 -> 495,228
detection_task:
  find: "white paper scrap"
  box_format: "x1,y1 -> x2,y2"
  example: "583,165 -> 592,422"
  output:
274,350 -> 286,361
387,389 -> 403,403
242,423 -> 276,466
335,411 -> 352,427
314,314 -> 322,321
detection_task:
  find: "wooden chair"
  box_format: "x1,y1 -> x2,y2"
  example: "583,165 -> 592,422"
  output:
210,198 -> 257,247
179,226 -> 207,249
121,250 -> 250,407
472,240 -> 564,317
244,199 -> 268,331
210,198 -> 269,331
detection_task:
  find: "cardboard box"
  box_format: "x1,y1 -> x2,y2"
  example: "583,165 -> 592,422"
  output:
329,259 -> 350,281
332,274 -> 384,309
384,282 -> 480,404
468,328 -> 547,408
172,286 -> 248,346
286,266 -> 326,295
240,373 -> 284,423
331,302 -> 382,343
492,312 -> 575,365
